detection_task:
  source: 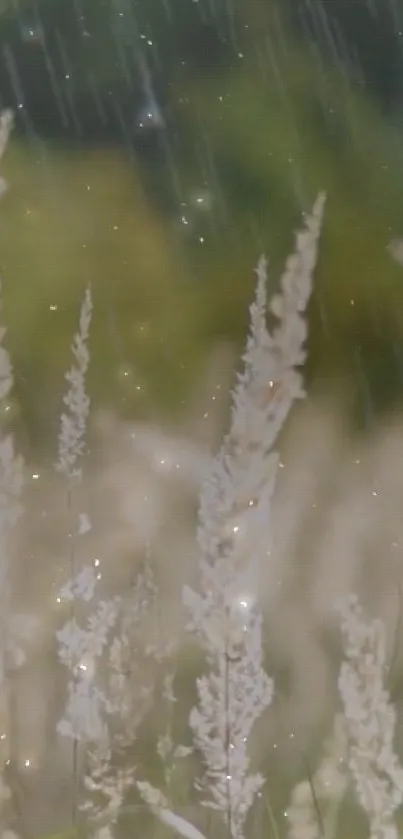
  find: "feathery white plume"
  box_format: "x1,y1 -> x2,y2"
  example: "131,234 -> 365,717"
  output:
337,595 -> 403,839
184,194 -> 326,839
56,285 -> 92,481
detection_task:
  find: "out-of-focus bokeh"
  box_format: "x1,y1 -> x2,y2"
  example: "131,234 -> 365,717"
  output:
1,1 -> 403,837
1,0 -> 403,440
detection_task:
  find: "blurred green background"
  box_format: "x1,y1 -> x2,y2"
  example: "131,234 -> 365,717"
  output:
0,0 -> 402,446
1,4 -> 403,838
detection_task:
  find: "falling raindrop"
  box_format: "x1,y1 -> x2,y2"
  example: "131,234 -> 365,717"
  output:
21,21 -> 44,45
135,98 -> 165,131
